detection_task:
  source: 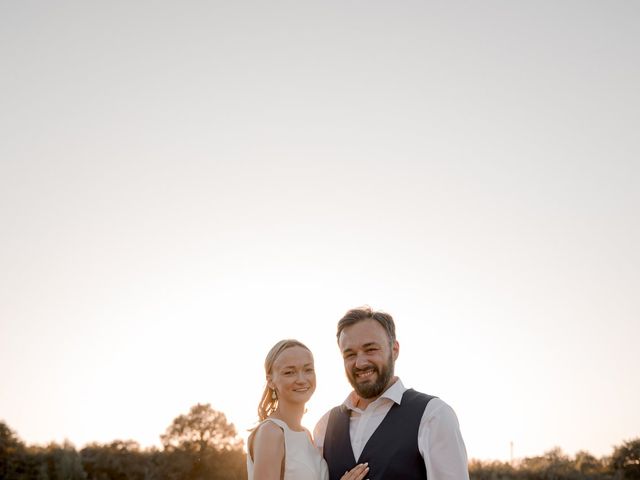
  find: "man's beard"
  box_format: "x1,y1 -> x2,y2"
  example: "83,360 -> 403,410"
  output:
348,353 -> 395,399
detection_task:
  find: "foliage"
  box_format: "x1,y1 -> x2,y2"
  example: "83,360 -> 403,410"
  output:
611,438 -> 640,479
1,404 -> 247,480
81,440 -> 152,480
469,446 -> 616,480
0,422 -> 25,479
160,403 -> 243,453
3,414 -> 637,480
159,403 -> 245,480
29,441 -> 87,480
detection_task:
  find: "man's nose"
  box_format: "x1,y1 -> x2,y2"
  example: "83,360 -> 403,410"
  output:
355,353 -> 371,369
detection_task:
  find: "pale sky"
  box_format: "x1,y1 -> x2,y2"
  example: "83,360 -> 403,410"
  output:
1,0 -> 639,462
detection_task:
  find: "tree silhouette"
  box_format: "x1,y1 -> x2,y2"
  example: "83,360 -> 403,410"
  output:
159,404 -> 245,480
81,440 -> 152,480
6,408 -> 635,480
161,403 -> 242,454
612,438 -> 640,479
34,441 -> 87,480
0,421 -> 25,478
574,450 -> 603,476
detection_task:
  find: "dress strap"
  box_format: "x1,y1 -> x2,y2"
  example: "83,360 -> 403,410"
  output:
264,417 -> 288,431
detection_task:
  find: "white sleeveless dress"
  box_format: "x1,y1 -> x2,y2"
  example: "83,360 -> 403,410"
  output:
247,418 -> 329,480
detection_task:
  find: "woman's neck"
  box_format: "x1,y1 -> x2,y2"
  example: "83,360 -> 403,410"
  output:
271,402 -> 305,431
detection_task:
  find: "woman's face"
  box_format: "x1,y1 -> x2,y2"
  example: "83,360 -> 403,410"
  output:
269,346 -> 316,406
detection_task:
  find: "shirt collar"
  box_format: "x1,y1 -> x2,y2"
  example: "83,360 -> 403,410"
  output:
342,377 -> 408,411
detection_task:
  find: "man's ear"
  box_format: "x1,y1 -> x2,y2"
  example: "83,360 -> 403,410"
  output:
392,340 -> 400,360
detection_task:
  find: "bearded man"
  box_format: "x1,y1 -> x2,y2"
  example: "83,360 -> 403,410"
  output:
314,306 -> 470,480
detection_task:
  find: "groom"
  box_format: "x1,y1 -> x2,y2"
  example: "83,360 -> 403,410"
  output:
314,306 -> 469,480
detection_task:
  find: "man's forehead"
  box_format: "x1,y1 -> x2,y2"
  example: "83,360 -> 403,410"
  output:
338,320 -> 389,348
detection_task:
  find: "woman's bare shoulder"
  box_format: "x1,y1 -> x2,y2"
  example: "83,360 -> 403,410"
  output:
248,419 -> 285,460
255,420 -> 284,441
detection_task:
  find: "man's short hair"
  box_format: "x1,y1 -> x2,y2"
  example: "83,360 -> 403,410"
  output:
336,306 -> 396,343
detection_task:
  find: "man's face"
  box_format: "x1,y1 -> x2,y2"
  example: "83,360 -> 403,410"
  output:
338,318 -> 399,399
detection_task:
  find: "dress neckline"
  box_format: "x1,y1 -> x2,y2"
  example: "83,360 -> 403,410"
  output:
266,418 -> 310,435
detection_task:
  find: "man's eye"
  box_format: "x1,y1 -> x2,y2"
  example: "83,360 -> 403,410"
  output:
306,368 -> 314,373
283,371 -> 294,375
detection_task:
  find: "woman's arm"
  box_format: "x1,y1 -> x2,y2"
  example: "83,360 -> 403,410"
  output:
251,421 -> 285,480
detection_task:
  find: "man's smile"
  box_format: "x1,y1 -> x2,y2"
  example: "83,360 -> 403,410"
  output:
354,368 -> 376,380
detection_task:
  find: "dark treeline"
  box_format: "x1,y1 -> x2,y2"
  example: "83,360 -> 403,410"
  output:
469,441 -> 640,480
1,403 -> 638,479
0,404 -> 246,480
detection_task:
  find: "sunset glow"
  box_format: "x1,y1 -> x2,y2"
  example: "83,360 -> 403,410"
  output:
1,0 -> 638,464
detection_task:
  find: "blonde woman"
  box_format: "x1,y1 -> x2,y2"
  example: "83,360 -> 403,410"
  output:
248,339 -> 369,480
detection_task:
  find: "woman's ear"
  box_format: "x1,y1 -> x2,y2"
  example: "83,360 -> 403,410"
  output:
266,374 -> 274,390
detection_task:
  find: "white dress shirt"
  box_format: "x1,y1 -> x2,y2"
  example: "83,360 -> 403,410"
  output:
313,379 -> 469,480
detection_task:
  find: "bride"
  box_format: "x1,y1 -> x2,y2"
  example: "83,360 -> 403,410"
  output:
247,339 -> 369,480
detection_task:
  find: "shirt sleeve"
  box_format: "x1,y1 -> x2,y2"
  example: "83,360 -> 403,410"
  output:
418,398 -> 470,480
313,410 -> 331,452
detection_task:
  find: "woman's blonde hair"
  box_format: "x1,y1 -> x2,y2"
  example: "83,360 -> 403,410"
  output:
257,339 -> 311,421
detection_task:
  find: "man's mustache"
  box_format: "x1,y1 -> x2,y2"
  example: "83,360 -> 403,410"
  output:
351,365 -> 378,375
